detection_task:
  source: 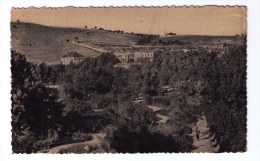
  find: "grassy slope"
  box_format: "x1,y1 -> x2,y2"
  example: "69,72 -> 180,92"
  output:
11,22 -> 140,64
11,22 -> 243,64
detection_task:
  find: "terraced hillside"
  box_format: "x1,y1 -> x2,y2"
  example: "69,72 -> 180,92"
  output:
11,22 -> 141,64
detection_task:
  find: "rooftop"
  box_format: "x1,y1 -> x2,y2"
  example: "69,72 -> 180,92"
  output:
62,51 -> 85,58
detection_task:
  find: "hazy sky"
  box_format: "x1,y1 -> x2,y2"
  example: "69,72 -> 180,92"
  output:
11,6 -> 246,35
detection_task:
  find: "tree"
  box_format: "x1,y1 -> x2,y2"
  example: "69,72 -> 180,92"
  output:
11,51 -> 47,153
109,125 -> 182,153
200,45 -> 247,152
38,62 -> 50,83
11,51 -> 64,153
159,56 -> 172,86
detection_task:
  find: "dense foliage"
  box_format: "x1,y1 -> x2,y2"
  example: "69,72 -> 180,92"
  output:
11,42 -> 246,153
11,51 -> 64,153
201,46 -> 247,152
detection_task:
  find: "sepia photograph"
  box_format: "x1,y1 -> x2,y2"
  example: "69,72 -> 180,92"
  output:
10,6 -> 247,154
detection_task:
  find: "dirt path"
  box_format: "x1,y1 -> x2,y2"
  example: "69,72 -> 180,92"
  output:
156,114 -> 169,124
147,105 -> 169,124
72,42 -> 109,53
191,115 -> 219,153
147,105 -> 163,112
48,133 -> 105,153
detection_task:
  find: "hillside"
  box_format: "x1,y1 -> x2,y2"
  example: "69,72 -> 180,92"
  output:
156,35 -> 243,44
137,34 -> 243,46
11,22 -> 141,64
11,22 -> 243,64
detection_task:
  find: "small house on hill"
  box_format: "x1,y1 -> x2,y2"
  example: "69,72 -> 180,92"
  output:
61,51 -> 86,65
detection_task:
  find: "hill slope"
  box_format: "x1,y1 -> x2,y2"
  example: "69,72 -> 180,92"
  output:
11,22 -> 141,64
11,22 -> 243,64
155,35 -> 243,44
136,35 -> 243,46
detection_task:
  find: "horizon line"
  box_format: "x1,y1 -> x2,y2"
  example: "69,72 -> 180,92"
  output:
11,21 -> 245,37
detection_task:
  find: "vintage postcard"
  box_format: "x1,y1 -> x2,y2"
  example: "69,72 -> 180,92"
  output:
10,6 -> 247,154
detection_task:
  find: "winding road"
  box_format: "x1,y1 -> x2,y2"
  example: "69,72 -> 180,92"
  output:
147,105 -> 169,124
72,41 -> 109,53
48,133 -> 105,153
